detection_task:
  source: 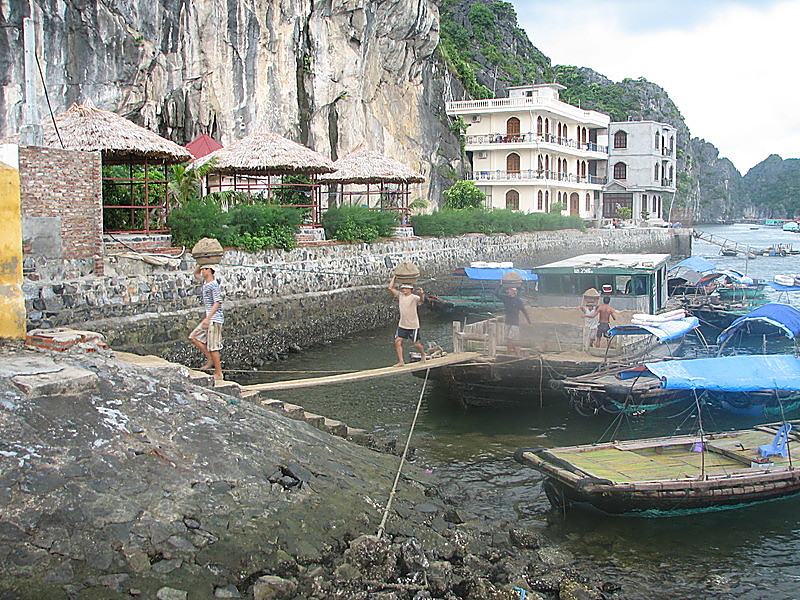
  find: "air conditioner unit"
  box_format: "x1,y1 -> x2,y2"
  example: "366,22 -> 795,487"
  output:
471,115 -> 482,123
477,151 -> 488,159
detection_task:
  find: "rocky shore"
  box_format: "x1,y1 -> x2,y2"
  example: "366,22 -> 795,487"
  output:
0,337 -> 613,600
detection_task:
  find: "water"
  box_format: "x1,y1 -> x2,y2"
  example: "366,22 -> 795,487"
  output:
234,224 -> 800,598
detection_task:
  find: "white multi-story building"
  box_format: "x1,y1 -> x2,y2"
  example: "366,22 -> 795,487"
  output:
602,121 -> 677,222
445,83 -> 610,217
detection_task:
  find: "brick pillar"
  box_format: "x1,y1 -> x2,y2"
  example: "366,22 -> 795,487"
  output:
0,160 -> 26,338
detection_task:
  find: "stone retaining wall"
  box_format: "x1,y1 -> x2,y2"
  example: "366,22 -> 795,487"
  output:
24,228 -> 691,364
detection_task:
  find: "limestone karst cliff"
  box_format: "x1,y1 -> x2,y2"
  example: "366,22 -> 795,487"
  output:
1,0 -> 463,204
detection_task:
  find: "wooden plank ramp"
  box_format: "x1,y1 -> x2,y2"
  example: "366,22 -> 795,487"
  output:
241,352 -> 481,392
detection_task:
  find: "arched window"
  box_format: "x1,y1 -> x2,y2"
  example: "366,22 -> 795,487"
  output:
581,127 -> 587,146
581,161 -> 587,179
669,165 -> 674,180
537,190 -> 543,211
654,163 -> 659,181
655,131 -> 660,150
544,118 -> 550,135
585,193 -> 591,212
506,153 -> 520,174
506,117 -> 520,138
537,116 -> 543,136
561,159 -> 567,174
545,190 -> 550,212
505,190 -> 519,211
557,123 -> 562,138
652,195 -> 657,213
562,124 -> 568,140
613,130 -> 627,149
642,194 -> 648,213
537,154 -> 544,173
545,155 -> 550,173
613,162 -> 627,180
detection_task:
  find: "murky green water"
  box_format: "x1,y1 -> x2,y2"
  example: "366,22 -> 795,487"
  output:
234,224 -> 800,598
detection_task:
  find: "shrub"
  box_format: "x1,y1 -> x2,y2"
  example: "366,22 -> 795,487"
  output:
322,206 -> 397,243
412,208 -> 584,237
442,181 -> 486,209
167,197 -> 227,247
167,198 -> 302,251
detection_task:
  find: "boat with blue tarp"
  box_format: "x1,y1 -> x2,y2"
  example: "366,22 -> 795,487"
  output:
559,303 -> 800,416
423,253 -> 682,408
431,263 -> 537,316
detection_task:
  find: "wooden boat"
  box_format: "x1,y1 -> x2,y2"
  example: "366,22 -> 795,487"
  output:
560,304 -> 800,417
422,254 -> 676,407
435,263 -> 537,316
560,354 -> 800,417
514,420 -> 800,514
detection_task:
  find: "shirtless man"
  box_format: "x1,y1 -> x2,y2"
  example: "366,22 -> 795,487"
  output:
388,276 -> 426,366
589,296 -> 617,345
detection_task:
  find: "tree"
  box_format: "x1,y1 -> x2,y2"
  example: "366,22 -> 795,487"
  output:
442,181 -> 486,209
168,157 -> 218,207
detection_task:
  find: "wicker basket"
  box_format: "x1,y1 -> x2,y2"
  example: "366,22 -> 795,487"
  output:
393,261 -> 420,284
501,270 -> 523,289
192,238 -> 224,265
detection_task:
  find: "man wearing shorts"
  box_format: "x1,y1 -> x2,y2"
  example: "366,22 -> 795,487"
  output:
495,285 -> 531,355
589,295 -> 617,345
189,265 -> 224,380
388,275 -> 426,366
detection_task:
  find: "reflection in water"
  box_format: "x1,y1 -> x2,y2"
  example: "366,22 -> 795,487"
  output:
233,225 -> 800,598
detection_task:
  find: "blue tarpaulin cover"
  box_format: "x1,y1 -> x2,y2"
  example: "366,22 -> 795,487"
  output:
670,256 -> 717,273
639,355 -> 800,392
462,267 -> 537,281
607,316 -> 700,342
716,303 -> 800,343
766,282 -> 800,292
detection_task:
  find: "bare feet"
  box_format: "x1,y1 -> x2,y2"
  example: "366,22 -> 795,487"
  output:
392,362 -> 405,367
213,373 -> 224,381
200,361 -> 213,370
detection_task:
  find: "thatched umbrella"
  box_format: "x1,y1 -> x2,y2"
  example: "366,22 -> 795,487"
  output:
196,132 -> 335,225
195,132 -> 334,175
39,102 -> 192,234
318,149 -> 425,225
42,102 -> 192,165
318,149 -> 424,184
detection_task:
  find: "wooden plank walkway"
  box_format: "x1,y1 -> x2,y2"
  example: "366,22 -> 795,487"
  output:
241,352 -> 481,392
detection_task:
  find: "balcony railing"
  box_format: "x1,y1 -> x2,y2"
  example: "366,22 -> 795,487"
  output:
446,96 -> 610,126
466,133 -> 607,154
661,178 -> 674,188
469,170 -> 606,185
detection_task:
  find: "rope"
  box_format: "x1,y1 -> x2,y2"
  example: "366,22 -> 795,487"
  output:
376,367 -> 430,539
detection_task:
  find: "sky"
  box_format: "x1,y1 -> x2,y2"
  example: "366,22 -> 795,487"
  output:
510,0 -> 798,174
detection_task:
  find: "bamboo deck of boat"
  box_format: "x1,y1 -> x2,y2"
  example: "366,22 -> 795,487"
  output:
529,423 -> 800,485
516,421 -> 800,512
241,352 -> 481,392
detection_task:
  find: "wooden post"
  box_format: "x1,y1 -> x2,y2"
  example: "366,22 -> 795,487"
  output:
488,321 -> 497,357
452,321 -> 462,353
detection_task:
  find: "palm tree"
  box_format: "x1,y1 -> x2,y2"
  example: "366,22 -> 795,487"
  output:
168,157 -> 218,207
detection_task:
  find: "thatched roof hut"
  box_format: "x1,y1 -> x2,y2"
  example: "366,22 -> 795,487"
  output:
41,103 -> 192,165
319,149 -> 425,184
196,132 -> 335,175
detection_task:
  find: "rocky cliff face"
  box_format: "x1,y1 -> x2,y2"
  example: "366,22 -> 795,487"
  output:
2,0 -> 462,204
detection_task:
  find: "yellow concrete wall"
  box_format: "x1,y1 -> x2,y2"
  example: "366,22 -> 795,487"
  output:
0,161 -> 25,338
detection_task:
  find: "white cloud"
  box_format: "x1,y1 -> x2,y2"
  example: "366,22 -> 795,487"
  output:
512,0 -> 800,173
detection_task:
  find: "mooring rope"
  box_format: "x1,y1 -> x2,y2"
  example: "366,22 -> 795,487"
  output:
376,367 -> 431,539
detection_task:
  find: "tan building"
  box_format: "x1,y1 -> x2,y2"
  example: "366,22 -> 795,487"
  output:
445,84 -> 610,217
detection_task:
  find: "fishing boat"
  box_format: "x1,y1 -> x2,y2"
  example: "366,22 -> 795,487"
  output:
514,420 -> 800,514
422,254 -> 676,408
433,262 -> 537,316
560,304 -> 800,416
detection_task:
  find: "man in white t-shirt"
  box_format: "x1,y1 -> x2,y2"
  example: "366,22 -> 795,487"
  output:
388,275 -> 427,366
